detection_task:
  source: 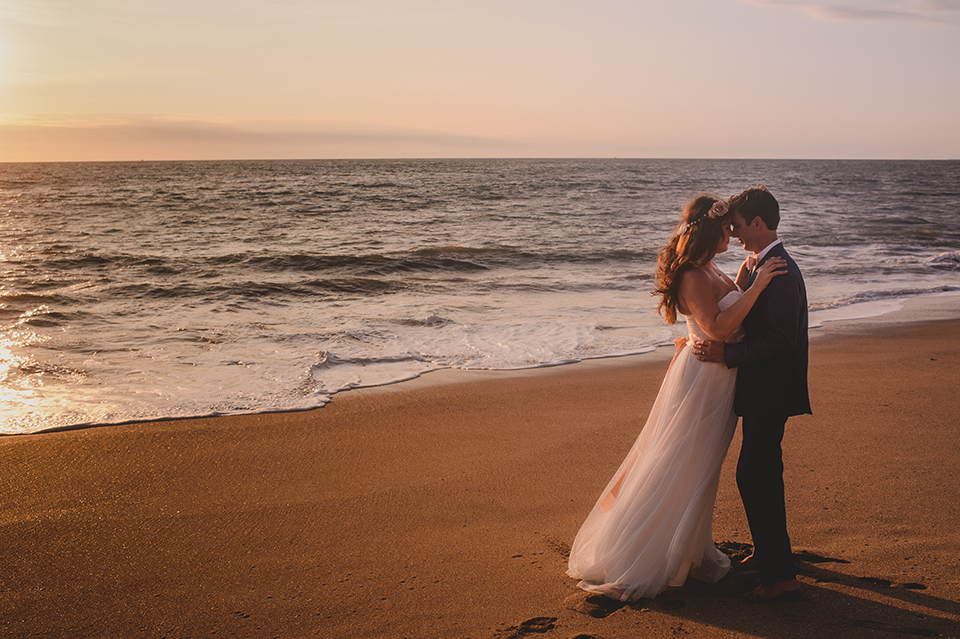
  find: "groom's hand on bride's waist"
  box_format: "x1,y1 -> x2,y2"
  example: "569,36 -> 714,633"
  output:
693,339 -> 725,363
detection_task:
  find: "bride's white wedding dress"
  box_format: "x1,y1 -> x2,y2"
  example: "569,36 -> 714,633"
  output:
567,289 -> 742,602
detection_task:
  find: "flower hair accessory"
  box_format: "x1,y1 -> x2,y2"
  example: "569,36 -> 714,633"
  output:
678,199 -> 729,234
708,200 -> 729,219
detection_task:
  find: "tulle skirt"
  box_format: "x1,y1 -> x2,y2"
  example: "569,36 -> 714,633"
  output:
566,345 -> 737,601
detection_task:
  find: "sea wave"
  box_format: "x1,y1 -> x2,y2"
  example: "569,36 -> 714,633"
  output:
928,251 -> 960,271
809,285 -> 960,311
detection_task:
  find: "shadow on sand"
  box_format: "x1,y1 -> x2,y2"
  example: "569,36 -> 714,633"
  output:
496,542 -> 960,639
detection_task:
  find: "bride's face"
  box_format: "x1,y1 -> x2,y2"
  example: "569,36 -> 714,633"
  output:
715,225 -> 732,254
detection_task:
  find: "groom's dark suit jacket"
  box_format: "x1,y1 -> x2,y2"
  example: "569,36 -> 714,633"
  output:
724,243 -> 812,417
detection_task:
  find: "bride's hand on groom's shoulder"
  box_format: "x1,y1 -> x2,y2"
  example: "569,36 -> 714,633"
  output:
755,257 -> 787,288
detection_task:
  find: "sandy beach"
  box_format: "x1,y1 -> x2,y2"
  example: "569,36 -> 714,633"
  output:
3,305 -> 960,638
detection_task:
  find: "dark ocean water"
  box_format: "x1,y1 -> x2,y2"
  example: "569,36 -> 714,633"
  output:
2,158 -> 959,434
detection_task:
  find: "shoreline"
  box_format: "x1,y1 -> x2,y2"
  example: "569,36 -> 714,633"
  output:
3,305 -> 960,637
329,289 -> 960,403
13,290 -> 960,438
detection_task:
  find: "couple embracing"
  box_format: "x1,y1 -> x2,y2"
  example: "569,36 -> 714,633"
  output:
567,186 -> 811,603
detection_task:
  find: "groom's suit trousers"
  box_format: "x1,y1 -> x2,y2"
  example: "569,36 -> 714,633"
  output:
737,415 -> 795,584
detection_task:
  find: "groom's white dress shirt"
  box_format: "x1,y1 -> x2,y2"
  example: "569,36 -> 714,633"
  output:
755,239 -> 783,264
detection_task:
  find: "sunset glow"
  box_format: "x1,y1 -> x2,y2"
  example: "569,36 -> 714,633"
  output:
1,0 -> 958,161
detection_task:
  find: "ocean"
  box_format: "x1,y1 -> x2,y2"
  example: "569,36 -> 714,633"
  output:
2,158 -> 959,435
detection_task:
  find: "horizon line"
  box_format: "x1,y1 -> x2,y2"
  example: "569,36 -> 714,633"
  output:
3,156 -> 959,165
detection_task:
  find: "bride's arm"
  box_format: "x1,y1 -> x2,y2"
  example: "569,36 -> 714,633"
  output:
735,255 -> 757,290
679,258 -> 787,342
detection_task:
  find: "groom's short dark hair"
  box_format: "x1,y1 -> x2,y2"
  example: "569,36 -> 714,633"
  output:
728,185 -> 779,231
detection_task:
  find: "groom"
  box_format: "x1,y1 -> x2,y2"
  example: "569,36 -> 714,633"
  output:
694,185 -> 811,602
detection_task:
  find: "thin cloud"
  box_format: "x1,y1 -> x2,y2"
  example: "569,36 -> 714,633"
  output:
0,0 -> 73,25
907,0 -> 960,10
0,118 -> 558,162
749,0 -> 957,24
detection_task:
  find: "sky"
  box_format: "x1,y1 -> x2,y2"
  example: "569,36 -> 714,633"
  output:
0,0 -> 958,161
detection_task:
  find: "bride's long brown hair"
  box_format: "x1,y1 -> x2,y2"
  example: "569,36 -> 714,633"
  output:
653,195 -> 728,324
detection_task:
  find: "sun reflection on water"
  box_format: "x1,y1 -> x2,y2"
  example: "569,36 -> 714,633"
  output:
0,336 -> 40,433
0,339 -> 13,384
0,308 -> 54,434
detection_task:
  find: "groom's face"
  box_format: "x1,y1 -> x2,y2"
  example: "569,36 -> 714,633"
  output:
730,212 -> 757,252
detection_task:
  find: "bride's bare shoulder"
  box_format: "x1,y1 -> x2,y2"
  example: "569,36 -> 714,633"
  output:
677,267 -> 714,304
678,266 -> 711,288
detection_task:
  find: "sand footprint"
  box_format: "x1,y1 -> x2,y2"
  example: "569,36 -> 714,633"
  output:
494,616 -> 558,638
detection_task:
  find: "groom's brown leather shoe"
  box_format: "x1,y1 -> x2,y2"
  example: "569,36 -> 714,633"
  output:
733,554 -> 759,572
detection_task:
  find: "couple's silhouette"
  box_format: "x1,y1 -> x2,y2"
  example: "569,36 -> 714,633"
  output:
567,186 -> 811,602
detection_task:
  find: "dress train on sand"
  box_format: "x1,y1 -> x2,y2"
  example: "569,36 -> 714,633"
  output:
566,290 -> 742,601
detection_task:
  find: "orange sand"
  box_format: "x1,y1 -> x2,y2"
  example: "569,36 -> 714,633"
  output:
2,317 -> 959,638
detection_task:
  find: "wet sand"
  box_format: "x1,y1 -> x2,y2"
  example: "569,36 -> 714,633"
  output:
2,312 -> 960,638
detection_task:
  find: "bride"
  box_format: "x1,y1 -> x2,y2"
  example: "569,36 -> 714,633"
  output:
566,194 -> 786,601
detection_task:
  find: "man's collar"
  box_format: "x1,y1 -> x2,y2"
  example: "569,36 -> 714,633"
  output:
755,239 -> 783,262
